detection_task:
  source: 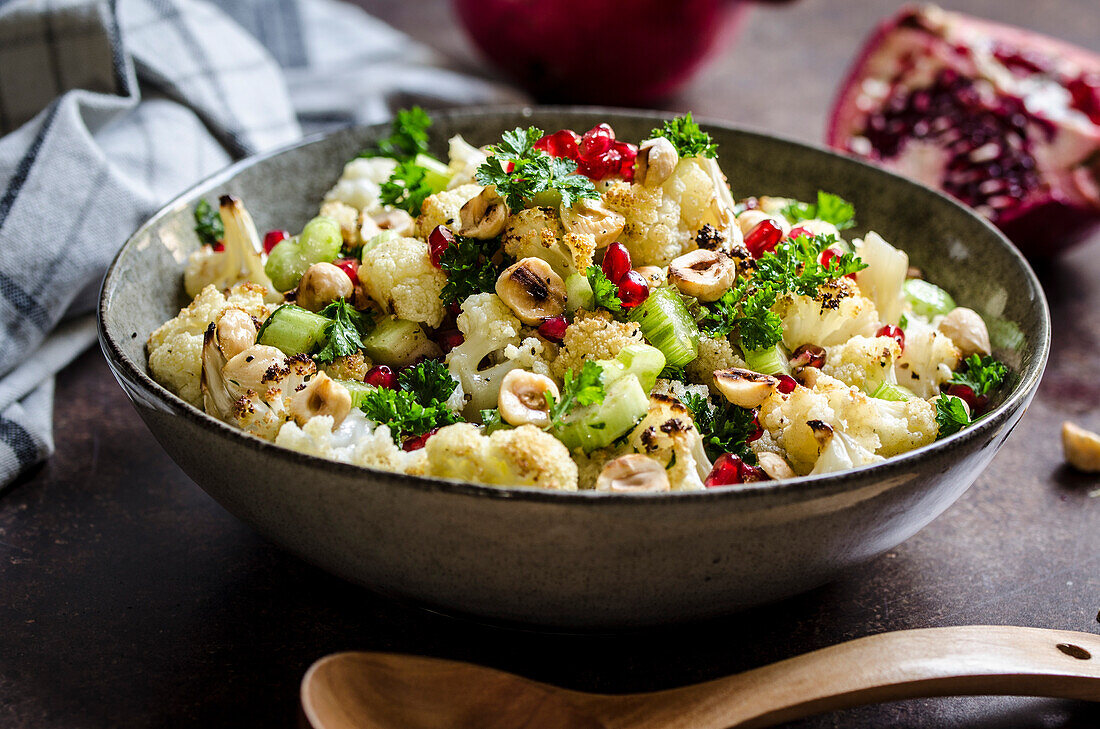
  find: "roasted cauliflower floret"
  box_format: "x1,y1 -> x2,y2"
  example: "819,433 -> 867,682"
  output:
685,336 -> 747,394
551,309 -> 644,380
147,283 -> 272,407
183,196 -> 279,299
323,156 -> 397,215
444,135 -> 488,189
774,278 -> 880,350
320,351 -> 373,382
357,235 -> 447,327
415,183 -> 481,237
275,410 -> 423,473
500,206 -> 595,279
895,317 -> 962,398
412,423 -> 579,491
823,335 -> 902,394
626,394 -> 711,491
446,293 -> 525,415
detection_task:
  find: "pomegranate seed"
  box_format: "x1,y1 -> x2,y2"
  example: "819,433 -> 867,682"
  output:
212,241 -> 225,252
746,414 -> 764,442
535,129 -> 581,159
334,257 -> 359,284
579,123 -> 615,159
402,428 -> 439,452
364,365 -> 397,390
877,324 -> 906,352
428,225 -> 455,268
538,315 -> 568,343
601,242 -> 632,283
944,383 -> 987,411
505,161 -> 515,173
578,148 -> 622,180
617,270 -> 650,308
787,226 -> 812,240
263,229 -> 290,254
437,329 -> 464,354
447,301 -> 462,318
739,461 -> 767,482
776,375 -> 798,394
705,453 -> 744,488
820,247 -> 858,279
744,219 -> 784,258
613,141 -> 638,181
791,344 -> 826,369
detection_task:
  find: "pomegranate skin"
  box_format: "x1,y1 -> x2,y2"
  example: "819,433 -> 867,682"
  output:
452,0 -> 750,105
827,5 -> 1100,258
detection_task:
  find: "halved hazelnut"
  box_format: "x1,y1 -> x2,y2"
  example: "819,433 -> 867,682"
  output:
1062,421 -> 1100,472
498,369 -> 559,428
757,451 -> 796,481
560,197 -> 625,249
595,454 -> 671,493
289,371 -> 352,427
495,257 -> 567,325
459,186 -> 508,239
297,261 -> 354,312
372,209 -> 415,236
635,265 -> 666,287
634,137 -> 679,188
937,307 -> 991,358
713,368 -> 779,408
667,249 -> 737,302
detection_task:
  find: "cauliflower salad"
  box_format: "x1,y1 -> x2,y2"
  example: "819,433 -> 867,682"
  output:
147,109 -> 1009,493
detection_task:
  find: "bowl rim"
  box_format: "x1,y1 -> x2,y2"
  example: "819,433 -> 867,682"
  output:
98,105 -> 1051,507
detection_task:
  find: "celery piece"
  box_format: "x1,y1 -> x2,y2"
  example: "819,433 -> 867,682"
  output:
361,318 -> 426,364
414,153 -> 452,193
628,287 -> 700,367
870,382 -> 912,402
555,375 -> 649,453
744,344 -> 790,376
337,379 -> 376,409
904,279 -> 956,320
529,189 -> 562,209
299,216 -> 343,263
565,272 -> 594,312
598,343 -> 665,393
256,304 -> 330,356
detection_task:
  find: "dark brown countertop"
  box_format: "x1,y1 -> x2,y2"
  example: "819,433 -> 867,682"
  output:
3,1 -> 1100,727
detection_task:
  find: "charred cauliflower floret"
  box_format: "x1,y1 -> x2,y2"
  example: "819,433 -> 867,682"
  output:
895,317 -> 962,398
320,351 -> 373,382
445,293 -> 527,415
318,200 -> 364,247
823,335 -> 902,394
500,206 -> 595,279
415,183 -> 481,237
275,410 -> 423,473
183,196 -> 279,299
551,309 -> 644,380
411,423 -> 579,491
685,336 -> 748,394
147,283 -> 272,407
626,395 -> 711,491
357,235 -> 447,327
323,156 -> 397,215
774,277 -> 880,350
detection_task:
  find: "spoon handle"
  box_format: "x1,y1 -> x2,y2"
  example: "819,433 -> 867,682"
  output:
604,626 -> 1100,729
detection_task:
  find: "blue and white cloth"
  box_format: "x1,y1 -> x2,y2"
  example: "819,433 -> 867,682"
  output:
0,0 -> 524,487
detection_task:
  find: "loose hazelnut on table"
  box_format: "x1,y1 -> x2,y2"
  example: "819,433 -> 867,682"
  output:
1062,421 -> 1100,472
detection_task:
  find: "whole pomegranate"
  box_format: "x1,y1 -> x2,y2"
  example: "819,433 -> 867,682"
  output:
828,5 -> 1100,258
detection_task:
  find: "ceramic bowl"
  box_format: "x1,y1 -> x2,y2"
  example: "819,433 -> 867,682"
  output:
98,108 -> 1049,628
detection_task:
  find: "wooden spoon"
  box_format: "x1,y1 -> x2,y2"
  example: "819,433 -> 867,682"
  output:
301,626 -> 1100,729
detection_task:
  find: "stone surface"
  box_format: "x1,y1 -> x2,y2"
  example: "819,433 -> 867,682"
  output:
2,0 -> 1100,727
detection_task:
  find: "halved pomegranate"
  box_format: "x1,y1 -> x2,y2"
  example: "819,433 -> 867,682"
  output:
828,5 -> 1100,257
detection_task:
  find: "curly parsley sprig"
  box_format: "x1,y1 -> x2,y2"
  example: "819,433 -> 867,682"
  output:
379,161 -> 435,216
545,361 -> 606,429
585,265 -> 624,314
359,360 -> 462,444
356,106 -> 431,162
193,199 -> 224,247
476,127 -> 598,212
682,392 -> 758,463
782,190 -> 856,230
315,300 -> 374,363
947,354 -> 1008,397
649,112 -> 717,159
438,234 -> 503,307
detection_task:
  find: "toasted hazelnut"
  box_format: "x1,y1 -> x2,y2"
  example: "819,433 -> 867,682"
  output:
595,454 -> 671,493
289,372 -> 352,427
713,368 -> 780,408
459,186 -> 508,239
757,451 -> 796,481
498,369 -> 559,428
495,257 -> 567,325
297,262 -> 354,312
1062,422 -> 1100,472
667,249 -> 737,302
635,265 -> 666,287
371,209 -> 415,236
937,307 -> 991,358
560,197 -> 625,249
215,308 -> 257,360
634,136 -> 679,187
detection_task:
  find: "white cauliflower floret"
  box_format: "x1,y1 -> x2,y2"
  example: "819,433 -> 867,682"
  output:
357,235 -> 447,327
275,410 -> 422,473
895,317 -> 961,398
865,396 -> 937,457
854,231 -> 908,325
446,293 -> 524,415
823,335 -> 902,394
686,336 -> 747,394
411,423 -> 578,491
183,196 -> 279,299
415,183 -> 481,237
319,200 -> 363,247
652,378 -> 710,404
445,135 -> 488,189
502,336 -> 554,378
775,278 -> 880,350
323,157 -> 397,215
147,283 -> 272,407
551,309 -> 643,380
500,206 -> 594,279
627,395 -> 711,491
810,428 -> 882,475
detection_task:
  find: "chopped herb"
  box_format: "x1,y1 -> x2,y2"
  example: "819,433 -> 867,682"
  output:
479,408 -> 509,434
356,106 -> 431,162
193,199 -> 224,247
948,354 -> 1008,396
658,364 -> 687,382
398,359 -> 458,407
935,394 -> 972,438
358,388 -> 461,444
475,127 -> 598,212
315,300 -> 373,363
546,361 -> 606,429
379,160 -> 435,215
438,235 -> 502,307
782,191 -> 856,230
899,313 -> 909,330
649,112 -> 717,159
682,392 -> 758,463
585,265 -> 624,314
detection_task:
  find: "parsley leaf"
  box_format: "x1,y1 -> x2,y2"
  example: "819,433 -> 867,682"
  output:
475,127 -> 598,212
356,106 -> 431,162
438,235 -> 502,307
659,364 -> 687,382
398,359 -> 458,407
649,112 -> 717,159
315,300 -> 373,363
193,199 -> 224,247
682,392 -> 758,463
546,361 -> 606,429
379,160 -> 435,216
782,191 -> 856,230
585,265 -> 624,314
935,394 -> 972,438
479,408 -> 510,434
358,388 -> 460,444
948,354 -> 1008,396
